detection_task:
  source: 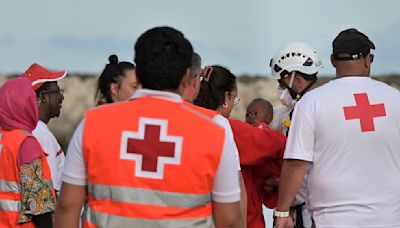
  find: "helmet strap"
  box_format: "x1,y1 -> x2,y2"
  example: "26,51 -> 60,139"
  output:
296,77 -> 317,101
286,72 -> 299,100
283,71 -> 317,101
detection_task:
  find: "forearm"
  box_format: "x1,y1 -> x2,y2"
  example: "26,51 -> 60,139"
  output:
54,182 -> 86,228
276,159 -> 309,211
54,203 -> 81,228
238,172 -> 247,228
213,201 -> 243,228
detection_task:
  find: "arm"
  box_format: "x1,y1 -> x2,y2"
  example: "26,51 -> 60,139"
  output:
275,97 -> 315,228
238,172 -> 247,228
18,137 -> 55,227
212,124 -> 243,227
229,119 -> 286,166
275,159 -> 309,228
55,149 -> 66,194
213,201 -> 243,228
54,183 -> 86,228
54,119 -> 87,228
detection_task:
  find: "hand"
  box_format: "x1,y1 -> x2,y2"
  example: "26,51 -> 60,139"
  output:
263,176 -> 279,194
275,217 -> 294,228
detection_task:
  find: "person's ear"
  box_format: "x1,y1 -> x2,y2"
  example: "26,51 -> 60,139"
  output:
224,91 -> 232,106
182,69 -> 191,88
363,55 -> 370,69
110,83 -> 119,98
193,75 -> 201,90
330,54 -> 336,68
38,92 -> 48,104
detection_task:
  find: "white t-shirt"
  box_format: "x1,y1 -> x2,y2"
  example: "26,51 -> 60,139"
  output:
285,77 -> 400,227
33,120 -> 65,191
62,89 -> 240,203
212,114 -> 241,171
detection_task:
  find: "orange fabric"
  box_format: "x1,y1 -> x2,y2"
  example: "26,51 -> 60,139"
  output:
82,221 -> 97,228
0,129 -> 53,228
0,212 -> 36,228
83,97 -> 225,222
182,101 -> 218,119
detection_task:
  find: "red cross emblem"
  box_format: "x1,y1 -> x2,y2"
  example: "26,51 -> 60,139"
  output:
120,118 -> 182,179
343,93 -> 386,132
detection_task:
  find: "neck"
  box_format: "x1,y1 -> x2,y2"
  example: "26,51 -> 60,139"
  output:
216,107 -> 229,118
308,83 -> 318,91
39,108 -> 50,124
335,65 -> 369,78
181,90 -> 194,103
336,73 -> 369,78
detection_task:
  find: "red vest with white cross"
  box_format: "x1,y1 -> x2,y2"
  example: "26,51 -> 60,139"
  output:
82,96 -> 225,227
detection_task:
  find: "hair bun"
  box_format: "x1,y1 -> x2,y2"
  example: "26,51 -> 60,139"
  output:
108,54 -> 119,65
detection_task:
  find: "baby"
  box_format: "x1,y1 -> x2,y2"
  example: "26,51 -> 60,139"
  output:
245,98 -> 273,127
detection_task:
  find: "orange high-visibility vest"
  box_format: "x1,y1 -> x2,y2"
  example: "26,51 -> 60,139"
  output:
82,97 -> 226,228
0,129 -> 54,228
182,100 -> 219,119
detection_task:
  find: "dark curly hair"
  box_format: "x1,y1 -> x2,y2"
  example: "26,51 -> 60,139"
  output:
134,26 -> 193,91
95,54 -> 135,103
194,65 -> 236,110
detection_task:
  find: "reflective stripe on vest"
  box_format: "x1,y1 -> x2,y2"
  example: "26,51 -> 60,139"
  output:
88,183 -> 211,208
46,180 -> 53,191
0,199 -> 19,211
84,206 -> 213,228
0,180 -> 19,193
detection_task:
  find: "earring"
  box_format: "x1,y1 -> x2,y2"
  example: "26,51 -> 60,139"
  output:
222,103 -> 228,108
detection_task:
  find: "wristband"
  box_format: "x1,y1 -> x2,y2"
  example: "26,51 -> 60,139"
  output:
274,209 -> 290,218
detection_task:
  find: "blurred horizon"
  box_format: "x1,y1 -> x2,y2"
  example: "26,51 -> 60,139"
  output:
2,0 -> 400,77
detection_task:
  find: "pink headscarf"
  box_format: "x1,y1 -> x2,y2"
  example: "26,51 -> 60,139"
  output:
0,77 -> 39,131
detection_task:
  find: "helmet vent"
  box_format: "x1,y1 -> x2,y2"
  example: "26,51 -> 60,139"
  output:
303,57 -> 314,66
274,64 -> 282,73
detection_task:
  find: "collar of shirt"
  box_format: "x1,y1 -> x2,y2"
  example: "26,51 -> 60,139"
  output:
332,76 -> 371,84
36,120 -> 47,129
130,89 -> 183,103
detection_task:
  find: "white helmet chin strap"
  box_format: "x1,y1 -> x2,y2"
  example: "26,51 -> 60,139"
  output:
288,71 -> 296,88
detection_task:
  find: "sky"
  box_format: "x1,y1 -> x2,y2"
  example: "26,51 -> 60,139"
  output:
2,0 -> 400,77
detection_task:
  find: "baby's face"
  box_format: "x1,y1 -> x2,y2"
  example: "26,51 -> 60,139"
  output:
246,103 -> 269,126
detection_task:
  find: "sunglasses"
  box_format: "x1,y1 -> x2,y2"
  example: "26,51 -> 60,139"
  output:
42,89 -> 64,96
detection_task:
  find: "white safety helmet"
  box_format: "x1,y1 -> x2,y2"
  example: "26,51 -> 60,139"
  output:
269,42 -> 324,79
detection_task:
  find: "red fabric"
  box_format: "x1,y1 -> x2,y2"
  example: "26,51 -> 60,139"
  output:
229,119 -> 286,228
0,77 -> 38,131
17,137 -> 42,168
21,63 -> 66,91
0,77 -> 41,167
96,100 -> 107,106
